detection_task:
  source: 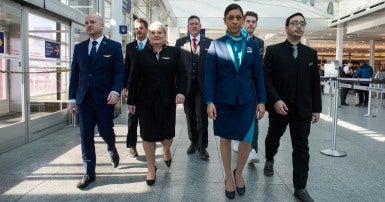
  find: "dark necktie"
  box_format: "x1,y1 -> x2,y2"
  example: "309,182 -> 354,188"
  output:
90,41 -> 98,59
192,38 -> 197,49
292,45 -> 298,59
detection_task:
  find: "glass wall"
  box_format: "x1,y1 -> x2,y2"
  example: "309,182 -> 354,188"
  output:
58,0 -> 98,15
0,1 -> 22,124
28,13 -> 70,118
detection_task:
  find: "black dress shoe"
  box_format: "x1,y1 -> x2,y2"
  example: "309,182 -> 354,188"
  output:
187,143 -> 196,154
164,159 -> 172,168
146,166 -> 157,186
130,147 -> 139,157
233,169 -> 245,195
111,153 -> 120,168
199,148 -> 210,160
76,174 -> 95,189
341,103 -> 349,106
225,180 -> 235,199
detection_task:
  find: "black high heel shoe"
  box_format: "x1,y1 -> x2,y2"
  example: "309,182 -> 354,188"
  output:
225,180 -> 235,199
164,159 -> 172,168
146,166 -> 157,186
233,169 -> 245,195
164,147 -> 172,168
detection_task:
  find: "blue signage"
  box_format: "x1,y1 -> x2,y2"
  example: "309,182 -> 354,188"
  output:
119,25 -> 128,34
123,0 -> 131,13
0,32 -> 4,54
45,41 -> 60,58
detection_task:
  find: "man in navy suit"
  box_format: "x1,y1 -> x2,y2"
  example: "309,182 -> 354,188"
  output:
122,18 -> 149,158
263,13 -> 321,202
175,15 -> 212,160
69,13 -> 124,189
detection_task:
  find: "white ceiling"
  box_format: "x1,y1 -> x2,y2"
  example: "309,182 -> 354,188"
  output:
164,0 -> 385,62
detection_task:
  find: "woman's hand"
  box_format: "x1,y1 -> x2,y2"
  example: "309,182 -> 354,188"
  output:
175,94 -> 185,104
256,104 -> 265,120
206,103 -> 217,120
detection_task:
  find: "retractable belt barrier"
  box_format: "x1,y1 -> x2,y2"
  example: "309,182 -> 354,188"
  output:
319,77 -> 385,157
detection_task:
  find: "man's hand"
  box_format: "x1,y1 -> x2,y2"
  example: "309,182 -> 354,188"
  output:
128,105 -> 136,114
69,102 -> 77,115
122,88 -> 128,100
312,113 -> 320,123
206,103 -> 217,120
107,92 -> 119,105
256,104 -> 265,120
274,100 -> 288,115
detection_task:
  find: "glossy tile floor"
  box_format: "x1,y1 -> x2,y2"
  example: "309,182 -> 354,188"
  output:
0,94 -> 384,201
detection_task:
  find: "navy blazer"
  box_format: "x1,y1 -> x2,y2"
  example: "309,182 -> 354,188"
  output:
204,35 -> 266,106
263,40 -> 321,118
69,37 -> 124,105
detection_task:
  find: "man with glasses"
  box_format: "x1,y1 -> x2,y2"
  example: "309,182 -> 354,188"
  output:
263,13 -> 321,202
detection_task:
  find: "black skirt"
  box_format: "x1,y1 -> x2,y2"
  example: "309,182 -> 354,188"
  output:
137,100 -> 176,142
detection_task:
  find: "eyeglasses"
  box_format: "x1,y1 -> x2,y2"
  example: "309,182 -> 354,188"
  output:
289,21 -> 307,27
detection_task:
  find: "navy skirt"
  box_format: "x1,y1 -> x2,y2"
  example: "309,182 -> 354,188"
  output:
213,103 -> 255,142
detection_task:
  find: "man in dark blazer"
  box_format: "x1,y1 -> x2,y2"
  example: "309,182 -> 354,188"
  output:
122,18 -> 149,157
68,13 -> 124,189
233,11 -> 265,164
263,13 -> 321,202
175,15 -> 212,160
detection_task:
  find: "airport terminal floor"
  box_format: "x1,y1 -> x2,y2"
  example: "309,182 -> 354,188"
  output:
0,94 -> 384,202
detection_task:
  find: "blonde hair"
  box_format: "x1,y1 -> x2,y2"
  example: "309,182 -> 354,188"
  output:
148,21 -> 167,35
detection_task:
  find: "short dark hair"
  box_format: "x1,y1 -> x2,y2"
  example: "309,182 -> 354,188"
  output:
188,15 -> 200,23
285,12 -> 306,26
245,11 -> 258,21
224,3 -> 244,18
134,18 -> 148,29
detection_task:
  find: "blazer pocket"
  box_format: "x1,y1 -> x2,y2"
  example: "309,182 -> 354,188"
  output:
103,55 -> 112,58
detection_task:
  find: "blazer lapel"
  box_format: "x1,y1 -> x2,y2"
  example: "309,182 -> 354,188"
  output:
96,37 -> 108,60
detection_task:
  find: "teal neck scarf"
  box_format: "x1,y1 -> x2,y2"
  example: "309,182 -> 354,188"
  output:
225,28 -> 248,70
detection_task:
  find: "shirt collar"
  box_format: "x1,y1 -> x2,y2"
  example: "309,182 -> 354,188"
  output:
89,35 -> 104,46
190,34 -> 201,43
137,38 -> 148,45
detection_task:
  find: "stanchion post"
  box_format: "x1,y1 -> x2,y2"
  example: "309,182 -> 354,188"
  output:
364,83 -> 376,117
328,78 -> 333,117
321,77 -> 347,157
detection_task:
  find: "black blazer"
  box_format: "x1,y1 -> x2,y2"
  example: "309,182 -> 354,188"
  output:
263,40 -> 321,118
128,46 -> 187,107
123,39 -> 150,89
252,35 -> 264,56
175,35 -> 212,94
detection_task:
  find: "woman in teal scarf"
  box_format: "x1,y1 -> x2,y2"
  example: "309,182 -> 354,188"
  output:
204,3 -> 266,199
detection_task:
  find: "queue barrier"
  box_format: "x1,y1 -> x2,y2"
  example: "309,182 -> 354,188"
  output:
319,77 -> 385,157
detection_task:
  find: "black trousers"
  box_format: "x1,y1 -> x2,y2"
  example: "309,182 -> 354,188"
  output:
340,87 -> 350,104
357,84 -> 369,104
265,104 -> 312,189
184,81 -> 208,149
251,117 -> 259,152
126,112 -> 138,148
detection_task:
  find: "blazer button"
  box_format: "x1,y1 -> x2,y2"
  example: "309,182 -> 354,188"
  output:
89,74 -> 92,77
